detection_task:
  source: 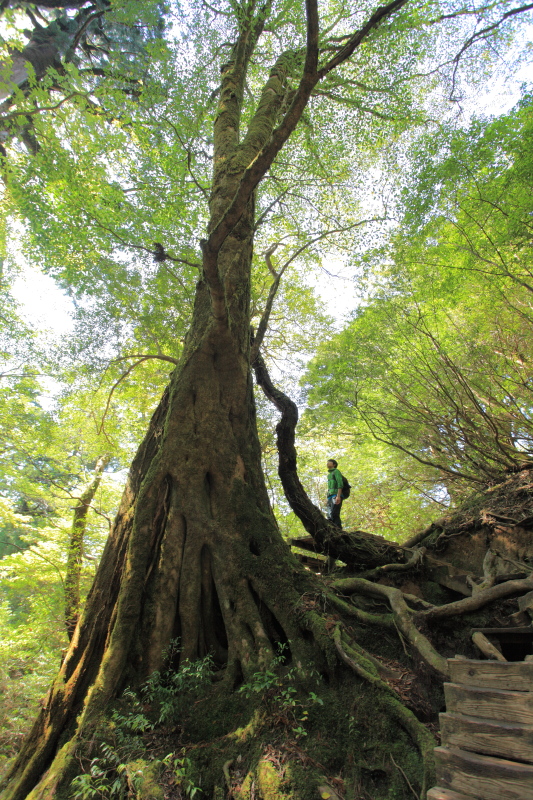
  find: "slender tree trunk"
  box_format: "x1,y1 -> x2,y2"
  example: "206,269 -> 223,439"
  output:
253,352 -> 407,567
64,455 -> 110,640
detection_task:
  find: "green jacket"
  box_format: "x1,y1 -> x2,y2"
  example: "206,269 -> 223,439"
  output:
327,468 -> 343,497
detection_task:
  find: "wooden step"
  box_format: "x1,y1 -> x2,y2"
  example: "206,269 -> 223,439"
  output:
295,553 -> 328,571
435,746 -> 533,800
448,658 -> 533,692
424,554 -> 474,597
427,788 -> 478,800
444,682 -> 533,724
440,711 -> 533,763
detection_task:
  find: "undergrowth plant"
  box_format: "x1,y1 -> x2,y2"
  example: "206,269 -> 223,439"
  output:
238,644 -> 324,738
142,646 -> 215,725
162,752 -> 202,799
70,645 -> 213,799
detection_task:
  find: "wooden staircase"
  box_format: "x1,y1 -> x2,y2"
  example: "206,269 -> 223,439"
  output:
428,658 -> 533,800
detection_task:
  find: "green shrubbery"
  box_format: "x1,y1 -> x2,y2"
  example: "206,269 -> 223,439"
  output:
70,647 -> 214,799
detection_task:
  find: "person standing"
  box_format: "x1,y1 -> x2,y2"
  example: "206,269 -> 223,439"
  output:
326,458 -> 343,529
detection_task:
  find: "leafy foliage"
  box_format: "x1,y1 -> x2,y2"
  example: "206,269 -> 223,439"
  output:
141,647 -> 215,726
304,94 -> 533,516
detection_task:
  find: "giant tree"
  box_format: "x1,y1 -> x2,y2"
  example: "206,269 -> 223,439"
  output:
2,0 -> 533,798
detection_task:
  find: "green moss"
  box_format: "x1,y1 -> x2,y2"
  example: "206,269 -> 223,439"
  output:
125,760 -> 164,800
235,770 -> 253,799
418,580 -> 453,606
232,709 -> 264,742
345,685 -> 433,800
66,641 -> 433,800
25,738 -> 78,800
257,760 -> 283,799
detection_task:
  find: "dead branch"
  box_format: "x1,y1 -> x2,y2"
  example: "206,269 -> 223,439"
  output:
471,631 -> 506,661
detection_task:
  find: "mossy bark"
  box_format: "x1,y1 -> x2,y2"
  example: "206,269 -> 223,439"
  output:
64,455 -> 110,640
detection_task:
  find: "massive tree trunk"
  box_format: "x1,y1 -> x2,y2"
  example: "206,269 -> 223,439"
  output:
0,3 -> 442,798
2,200 -> 327,800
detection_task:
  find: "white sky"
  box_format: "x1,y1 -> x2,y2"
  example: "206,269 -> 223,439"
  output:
12,266 -> 73,336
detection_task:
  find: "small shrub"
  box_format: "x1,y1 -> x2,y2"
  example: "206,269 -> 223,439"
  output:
162,751 -> 202,798
238,645 -> 323,738
142,649 -> 214,725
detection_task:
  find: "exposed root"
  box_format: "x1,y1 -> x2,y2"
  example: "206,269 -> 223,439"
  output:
326,589 -> 395,628
356,547 -> 426,581
332,625 -> 435,798
468,548 -> 498,595
332,578 -> 450,679
327,564 -> 533,685
390,753 -> 419,800
417,571 -> 533,622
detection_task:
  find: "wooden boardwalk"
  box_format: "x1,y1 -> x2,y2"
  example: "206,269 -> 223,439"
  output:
428,658 -> 533,800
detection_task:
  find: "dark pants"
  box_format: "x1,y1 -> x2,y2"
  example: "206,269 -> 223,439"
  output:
327,495 -> 342,529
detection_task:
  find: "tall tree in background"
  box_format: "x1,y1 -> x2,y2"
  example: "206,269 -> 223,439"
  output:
1,0 -> 533,798
305,96 -> 533,500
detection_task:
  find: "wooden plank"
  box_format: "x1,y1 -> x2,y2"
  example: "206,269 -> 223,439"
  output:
444,683 -> 533,723
435,746 -> 533,800
440,711 -> 533,763
290,536 -> 322,554
448,658 -> 533,691
472,631 -> 507,662
427,788 -> 478,800
424,554 -> 473,597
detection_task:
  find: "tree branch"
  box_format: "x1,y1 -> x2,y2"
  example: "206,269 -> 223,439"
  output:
98,356 -> 175,435
203,0 -> 409,285
253,349 -> 406,566
110,354 -> 179,367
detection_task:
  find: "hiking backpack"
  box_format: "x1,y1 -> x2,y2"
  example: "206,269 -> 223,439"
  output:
342,475 -> 351,499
